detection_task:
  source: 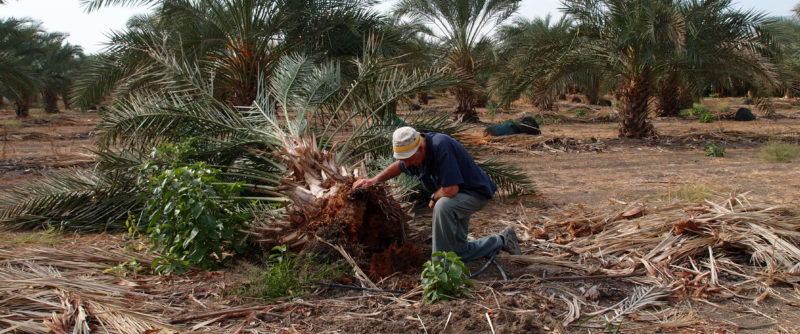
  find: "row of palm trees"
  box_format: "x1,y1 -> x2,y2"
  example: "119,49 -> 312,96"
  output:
2,1 -> 799,133
0,18 -> 85,117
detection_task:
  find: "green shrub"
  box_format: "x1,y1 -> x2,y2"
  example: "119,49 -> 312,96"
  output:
698,112 -> 716,123
421,251 -> 473,303
703,142 -> 725,157
760,140 -> 800,163
678,109 -> 693,118
140,161 -> 249,274
236,245 -> 345,300
573,109 -> 587,117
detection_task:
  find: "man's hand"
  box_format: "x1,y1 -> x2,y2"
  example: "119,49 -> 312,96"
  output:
352,178 -> 376,190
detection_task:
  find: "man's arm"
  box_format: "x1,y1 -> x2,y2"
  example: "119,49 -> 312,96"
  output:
432,185 -> 459,201
352,160 -> 403,189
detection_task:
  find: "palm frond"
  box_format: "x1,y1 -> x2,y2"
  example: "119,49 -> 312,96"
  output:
0,170 -> 140,232
477,159 -> 536,195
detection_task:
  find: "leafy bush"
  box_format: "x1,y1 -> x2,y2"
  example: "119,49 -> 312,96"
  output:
236,245 -> 345,300
140,156 -> 250,274
703,142 -> 725,157
421,251 -> 473,303
760,140 -> 800,163
573,109 -> 587,117
698,112 -> 716,123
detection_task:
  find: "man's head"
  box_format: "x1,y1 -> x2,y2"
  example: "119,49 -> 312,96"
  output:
393,126 -> 425,166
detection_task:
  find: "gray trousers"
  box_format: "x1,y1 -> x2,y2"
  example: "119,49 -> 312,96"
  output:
432,193 -> 502,262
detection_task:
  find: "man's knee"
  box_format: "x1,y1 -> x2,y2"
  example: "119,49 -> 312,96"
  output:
432,196 -> 457,216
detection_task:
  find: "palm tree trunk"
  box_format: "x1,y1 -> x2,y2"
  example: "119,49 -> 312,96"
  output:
619,76 -> 655,138
61,89 -> 71,110
453,87 -> 479,122
657,79 -> 680,117
44,90 -> 60,114
14,93 -> 30,118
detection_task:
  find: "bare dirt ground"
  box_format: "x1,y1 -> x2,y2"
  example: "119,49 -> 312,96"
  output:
1,97 -> 799,333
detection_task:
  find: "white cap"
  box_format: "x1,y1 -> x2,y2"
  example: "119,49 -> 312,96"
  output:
392,126 -> 421,159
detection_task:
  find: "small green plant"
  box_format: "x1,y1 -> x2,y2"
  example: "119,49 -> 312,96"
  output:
703,142 -> 725,157
678,109 -> 693,118
103,259 -> 144,277
235,245 -> 345,300
691,103 -> 710,116
708,92 -> 720,98
698,112 -> 716,123
760,140 -> 799,163
573,109 -> 587,117
421,251 -> 473,303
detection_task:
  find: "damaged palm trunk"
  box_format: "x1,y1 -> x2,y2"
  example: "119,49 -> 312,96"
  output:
253,136 -> 424,279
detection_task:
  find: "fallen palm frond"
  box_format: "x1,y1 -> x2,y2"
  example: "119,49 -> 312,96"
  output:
526,194 -> 800,301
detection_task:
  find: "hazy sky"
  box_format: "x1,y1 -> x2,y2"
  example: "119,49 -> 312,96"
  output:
2,0 -> 796,54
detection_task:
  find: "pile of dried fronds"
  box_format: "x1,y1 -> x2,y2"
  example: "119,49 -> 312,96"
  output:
0,246 -> 183,333
508,194 -> 800,327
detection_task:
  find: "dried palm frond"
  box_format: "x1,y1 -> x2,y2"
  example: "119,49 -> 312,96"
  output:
527,194 -> 800,306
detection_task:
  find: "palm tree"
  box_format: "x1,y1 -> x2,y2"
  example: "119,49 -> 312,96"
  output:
0,18 -> 46,118
492,15 -> 603,110
73,0 -> 387,108
39,38 -> 84,113
560,0 -> 689,138
765,5 -> 800,98
394,0 -> 521,122
656,0 -> 776,116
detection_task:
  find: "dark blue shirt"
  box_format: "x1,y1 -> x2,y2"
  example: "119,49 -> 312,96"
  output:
399,132 -> 497,200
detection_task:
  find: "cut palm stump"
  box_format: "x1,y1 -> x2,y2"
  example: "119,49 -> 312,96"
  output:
252,136 -> 424,280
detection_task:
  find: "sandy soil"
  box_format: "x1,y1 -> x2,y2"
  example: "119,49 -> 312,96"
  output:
1,97 -> 799,333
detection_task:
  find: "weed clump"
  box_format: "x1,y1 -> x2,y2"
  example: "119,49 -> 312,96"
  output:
235,245 -> 345,300
703,142 -> 725,157
760,140 -> 799,163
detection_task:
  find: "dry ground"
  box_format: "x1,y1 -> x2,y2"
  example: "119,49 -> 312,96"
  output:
1,97 -> 799,333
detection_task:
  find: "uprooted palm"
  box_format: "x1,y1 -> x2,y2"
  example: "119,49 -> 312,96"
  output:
0,42 -> 534,276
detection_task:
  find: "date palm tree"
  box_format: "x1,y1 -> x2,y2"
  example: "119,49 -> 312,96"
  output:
561,0 -> 687,138
656,0 -> 775,116
765,4 -> 800,98
0,18 -> 42,117
492,15 -> 604,110
40,39 -> 84,113
394,0 -> 521,122
73,0 -> 387,108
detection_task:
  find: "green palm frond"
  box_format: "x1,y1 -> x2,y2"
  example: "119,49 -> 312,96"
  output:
80,0 -> 159,12
0,170 -> 140,232
477,159 -> 536,195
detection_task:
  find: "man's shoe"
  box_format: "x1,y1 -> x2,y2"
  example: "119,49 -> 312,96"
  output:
499,227 -> 522,255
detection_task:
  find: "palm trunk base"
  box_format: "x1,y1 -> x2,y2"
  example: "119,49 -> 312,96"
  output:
453,88 -> 479,122
619,78 -> 656,138
254,137 -> 425,280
